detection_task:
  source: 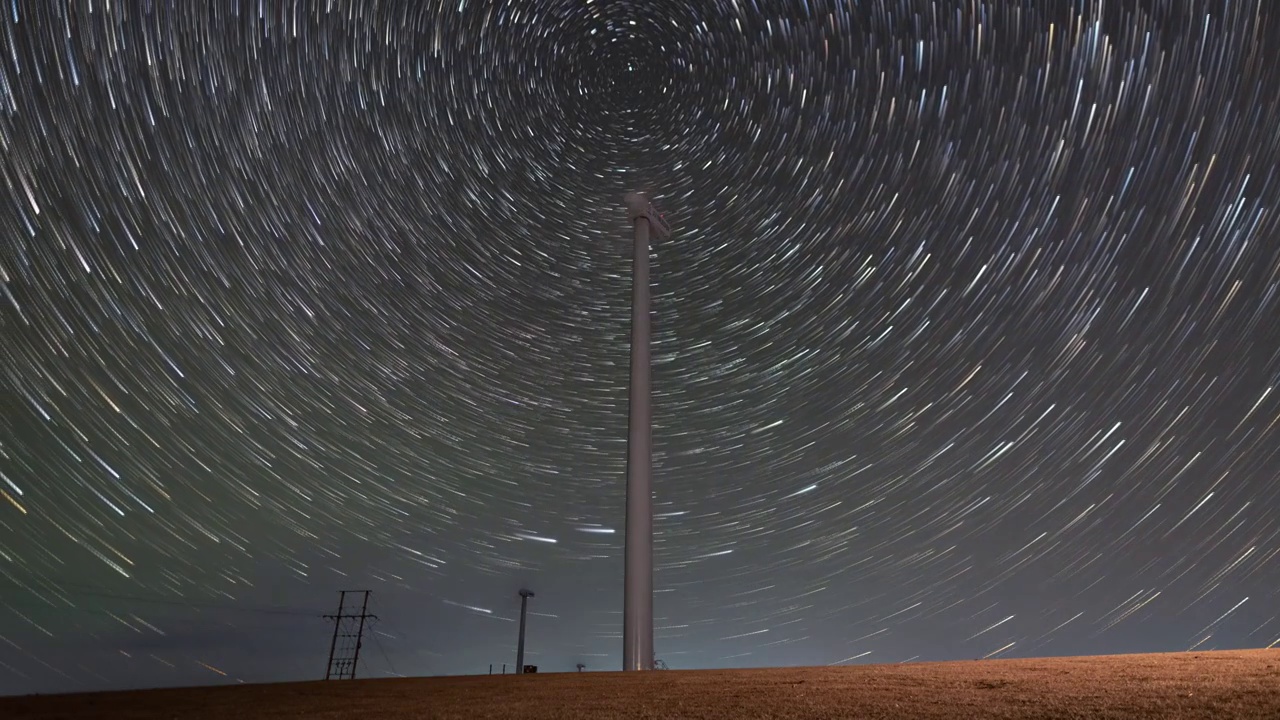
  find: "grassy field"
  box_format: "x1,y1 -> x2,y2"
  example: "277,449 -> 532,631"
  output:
3,649 -> 1278,719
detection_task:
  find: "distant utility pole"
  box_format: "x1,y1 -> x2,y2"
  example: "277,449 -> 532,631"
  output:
323,590 -> 376,680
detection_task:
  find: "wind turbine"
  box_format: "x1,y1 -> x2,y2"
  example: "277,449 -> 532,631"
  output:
515,588 -> 535,673
621,192 -> 670,671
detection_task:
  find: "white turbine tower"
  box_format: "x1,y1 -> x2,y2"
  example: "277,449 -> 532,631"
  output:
621,192 -> 670,671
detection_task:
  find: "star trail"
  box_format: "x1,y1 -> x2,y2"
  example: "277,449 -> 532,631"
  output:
2,0 -> 1280,694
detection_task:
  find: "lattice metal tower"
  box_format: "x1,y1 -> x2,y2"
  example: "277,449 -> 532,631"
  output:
323,590 -> 376,680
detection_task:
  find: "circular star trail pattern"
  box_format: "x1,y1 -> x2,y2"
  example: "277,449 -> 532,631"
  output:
2,0 -> 1280,691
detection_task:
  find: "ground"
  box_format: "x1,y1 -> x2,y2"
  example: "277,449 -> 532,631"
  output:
3,649 -> 1279,719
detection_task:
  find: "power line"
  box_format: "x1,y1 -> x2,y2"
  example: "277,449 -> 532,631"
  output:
367,618 -> 399,677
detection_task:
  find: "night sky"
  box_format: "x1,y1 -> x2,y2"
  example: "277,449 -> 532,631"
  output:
3,0 -> 1280,696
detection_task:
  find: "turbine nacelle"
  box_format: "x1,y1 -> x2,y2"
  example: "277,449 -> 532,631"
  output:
624,192 -> 671,239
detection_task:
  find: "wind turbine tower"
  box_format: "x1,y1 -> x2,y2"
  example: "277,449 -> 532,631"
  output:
621,192 -> 670,671
515,588 -> 534,673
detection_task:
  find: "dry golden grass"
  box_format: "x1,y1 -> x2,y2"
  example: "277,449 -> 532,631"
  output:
3,649 -> 1278,719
